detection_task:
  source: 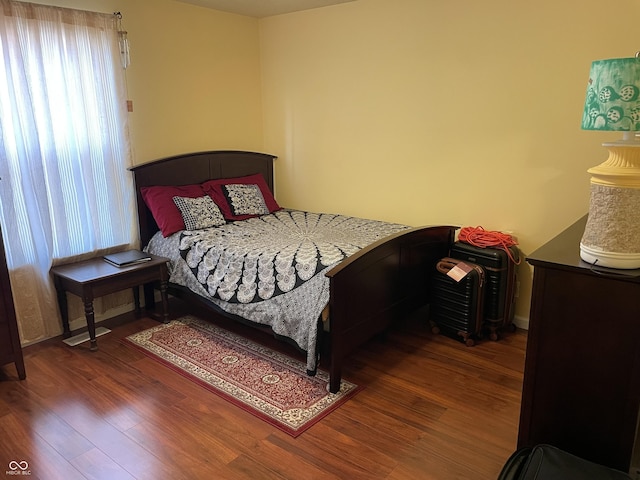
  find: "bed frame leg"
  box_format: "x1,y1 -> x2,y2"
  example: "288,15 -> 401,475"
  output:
306,350 -> 320,377
306,316 -> 323,377
329,374 -> 341,394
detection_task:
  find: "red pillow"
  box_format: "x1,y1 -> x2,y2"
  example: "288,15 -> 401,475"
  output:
202,173 -> 281,221
140,184 -> 207,237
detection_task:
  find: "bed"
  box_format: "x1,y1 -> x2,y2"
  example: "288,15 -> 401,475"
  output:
130,150 -> 455,393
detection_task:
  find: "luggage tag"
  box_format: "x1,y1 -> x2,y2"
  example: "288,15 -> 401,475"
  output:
446,261 -> 474,282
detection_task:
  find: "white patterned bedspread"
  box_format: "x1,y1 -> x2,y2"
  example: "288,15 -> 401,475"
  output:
145,210 -> 409,371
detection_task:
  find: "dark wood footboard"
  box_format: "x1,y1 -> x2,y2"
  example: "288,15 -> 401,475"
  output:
325,225 -> 456,393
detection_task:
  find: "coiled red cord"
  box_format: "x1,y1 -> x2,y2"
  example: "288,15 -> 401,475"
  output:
458,226 -> 521,265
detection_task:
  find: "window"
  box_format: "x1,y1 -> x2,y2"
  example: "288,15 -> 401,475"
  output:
0,1 -> 135,344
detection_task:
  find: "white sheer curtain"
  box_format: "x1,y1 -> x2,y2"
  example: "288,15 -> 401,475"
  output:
0,1 -> 136,344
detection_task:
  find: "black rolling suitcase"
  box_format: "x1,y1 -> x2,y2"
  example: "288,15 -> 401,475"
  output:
450,241 -> 519,340
429,257 -> 485,346
498,444 -> 632,480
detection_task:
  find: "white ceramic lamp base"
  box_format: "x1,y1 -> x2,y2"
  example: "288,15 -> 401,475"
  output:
580,139 -> 640,269
580,243 -> 640,269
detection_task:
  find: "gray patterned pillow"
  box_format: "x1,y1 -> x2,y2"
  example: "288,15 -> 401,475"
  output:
223,184 -> 269,216
172,196 -> 226,231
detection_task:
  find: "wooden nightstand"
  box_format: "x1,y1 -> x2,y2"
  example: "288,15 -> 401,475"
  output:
51,252 -> 170,351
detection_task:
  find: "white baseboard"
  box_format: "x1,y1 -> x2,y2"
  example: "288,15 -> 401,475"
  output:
512,314 -> 529,330
67,302 -> 135,332
62,327 -> 111,346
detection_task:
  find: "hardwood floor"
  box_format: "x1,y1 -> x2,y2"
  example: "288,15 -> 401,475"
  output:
0,305 -> 526,480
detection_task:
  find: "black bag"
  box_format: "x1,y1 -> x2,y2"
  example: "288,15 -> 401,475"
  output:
498,445 -> 632,480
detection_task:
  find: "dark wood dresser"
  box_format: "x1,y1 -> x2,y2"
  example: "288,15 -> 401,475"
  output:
518,215 -> 639,472
0,224 -> 25,380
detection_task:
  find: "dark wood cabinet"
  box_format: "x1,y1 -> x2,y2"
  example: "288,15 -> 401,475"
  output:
0,224 -> 26,380
518,216 -> 640,472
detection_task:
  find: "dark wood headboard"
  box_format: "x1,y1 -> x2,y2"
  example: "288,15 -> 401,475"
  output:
129,150 -> 277,247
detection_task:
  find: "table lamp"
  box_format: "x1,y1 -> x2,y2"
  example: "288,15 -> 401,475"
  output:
580,55 -> 640,269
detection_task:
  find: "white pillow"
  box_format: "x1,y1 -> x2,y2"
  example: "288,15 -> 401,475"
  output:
172,196 -> 226,230
223,184 -> 269,216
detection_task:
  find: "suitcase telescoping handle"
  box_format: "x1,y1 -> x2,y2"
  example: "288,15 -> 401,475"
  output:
436,257 -> 484,287
436,258 -> 458,275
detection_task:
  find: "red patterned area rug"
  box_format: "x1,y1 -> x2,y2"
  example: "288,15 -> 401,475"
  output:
124,315 -> 361,437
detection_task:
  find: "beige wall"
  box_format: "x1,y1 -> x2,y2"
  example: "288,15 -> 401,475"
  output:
259,0 -> 640,322
123,1 -> 264,162
28,0 -> 640,324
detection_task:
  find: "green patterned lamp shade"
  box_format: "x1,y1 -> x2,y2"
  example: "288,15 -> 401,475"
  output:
582,57 -> 640,131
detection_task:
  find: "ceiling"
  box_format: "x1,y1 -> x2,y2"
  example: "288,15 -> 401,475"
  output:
174,0 -> 356,18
